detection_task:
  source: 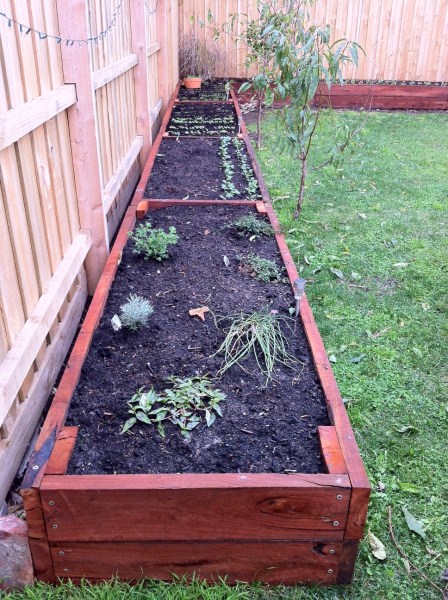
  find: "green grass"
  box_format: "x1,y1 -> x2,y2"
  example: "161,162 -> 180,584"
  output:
3,110 -> 447,599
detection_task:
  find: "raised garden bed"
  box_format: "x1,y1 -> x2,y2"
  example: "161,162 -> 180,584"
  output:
144,138 -> 261,201
314,82 -> 448,110
21,83 -> 369,586
177,79 -> 231,102
166,103 -> 238,136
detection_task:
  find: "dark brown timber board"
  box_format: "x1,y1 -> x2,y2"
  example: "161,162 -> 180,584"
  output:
41,473 -> 350,542
50,540 -> 342,584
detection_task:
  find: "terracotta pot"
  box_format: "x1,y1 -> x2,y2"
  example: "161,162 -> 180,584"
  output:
183,76 -> 202,89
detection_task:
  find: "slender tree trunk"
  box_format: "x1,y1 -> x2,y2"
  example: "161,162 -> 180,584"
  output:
294,156 -> 307,219
256,95 -> 263,149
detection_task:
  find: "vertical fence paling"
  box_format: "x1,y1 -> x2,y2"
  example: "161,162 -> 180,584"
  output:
0,0 -> 179,506
179,0 -> 448,82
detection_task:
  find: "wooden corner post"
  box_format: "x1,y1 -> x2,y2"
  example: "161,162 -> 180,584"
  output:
156,0 -> 171,118
55,0 -> 109,294
130,0 -> 152,166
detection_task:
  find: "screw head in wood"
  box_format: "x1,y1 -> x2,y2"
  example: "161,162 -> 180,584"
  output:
59,551 -> 64,556
333,521 -> 339,526
48,501 -> 55,506
32,465 -> 39,470
329,549 -> 335,554
337,494 -> 343,500
328,569 -> 333,574
52,524 -> 58,528
63,569 -> 69,573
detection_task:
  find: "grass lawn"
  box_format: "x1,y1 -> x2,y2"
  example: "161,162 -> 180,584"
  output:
3,110 -> 447,599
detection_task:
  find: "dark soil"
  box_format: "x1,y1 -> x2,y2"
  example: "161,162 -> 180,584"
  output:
144,138 -> 261,200
67,205 -> 330,476
167,103 -> 238,136
178,79 -> 230,101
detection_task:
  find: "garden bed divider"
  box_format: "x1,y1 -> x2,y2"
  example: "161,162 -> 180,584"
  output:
21,81 -> 370,586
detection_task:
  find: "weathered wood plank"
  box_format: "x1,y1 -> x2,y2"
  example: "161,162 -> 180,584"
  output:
0,233 -> 91,428
1,276 -> 86,502
103,136 -> 143,214
46,427 -> 79,476
50,540 -> 342,584
0,85 -> 77,151
21,487 -> 55,582
318,426 -> 348,475
41,474 -> 350,542
92,54 -> 139,91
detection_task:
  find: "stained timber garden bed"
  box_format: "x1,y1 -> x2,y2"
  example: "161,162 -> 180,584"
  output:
22,82 -> 369,586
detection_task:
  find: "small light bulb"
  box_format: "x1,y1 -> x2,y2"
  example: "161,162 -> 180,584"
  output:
293,278 -> 306,317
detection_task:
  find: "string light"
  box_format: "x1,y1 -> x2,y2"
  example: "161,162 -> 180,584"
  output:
0,1 -> 126,46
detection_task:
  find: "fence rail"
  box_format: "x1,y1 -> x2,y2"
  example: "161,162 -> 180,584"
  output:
0,0 -> 178,505
179,0 -> 448,82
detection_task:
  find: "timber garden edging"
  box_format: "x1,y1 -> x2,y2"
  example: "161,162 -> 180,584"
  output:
21,81 -> 370,586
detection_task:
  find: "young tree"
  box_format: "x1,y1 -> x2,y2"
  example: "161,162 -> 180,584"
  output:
265,2 -> 363,217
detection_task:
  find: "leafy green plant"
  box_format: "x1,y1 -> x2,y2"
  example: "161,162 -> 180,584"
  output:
129,222 -> 178,261
231,213 -> 273,237
214,308 -> 298,383
219,136 -> 240,198
122,376 -> 226,439
232,138 -> 260,197
117,294 -> 154,331
241,253 -> 282,282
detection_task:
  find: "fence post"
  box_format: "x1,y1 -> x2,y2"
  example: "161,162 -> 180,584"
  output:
156,0 -> 171,116
55,0 -> 108,294
130,0 -> 152,166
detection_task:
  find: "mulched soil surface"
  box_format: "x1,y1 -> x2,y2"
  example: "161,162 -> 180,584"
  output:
144,138 -> 261,200
67,205 -> 330,476
167,103 -> 238,136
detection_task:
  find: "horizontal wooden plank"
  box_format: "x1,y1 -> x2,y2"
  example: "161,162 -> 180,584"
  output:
318,426 -> 348,474
149,97 -> 163,125
103,137 -> 143,214
41,474 -> 350,542
0,232 -> 91,429
147,41 -> 161,57
0,277 -> 87,504
92,54 -> 139,90
50,540 -> 342,584
0,84 -> 77,150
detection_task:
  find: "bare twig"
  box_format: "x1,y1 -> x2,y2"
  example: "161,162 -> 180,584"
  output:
388,506 -> 446,599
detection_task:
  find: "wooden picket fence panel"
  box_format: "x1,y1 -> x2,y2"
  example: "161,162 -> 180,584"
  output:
0,0 -> 179,505
179,0 -> 448,82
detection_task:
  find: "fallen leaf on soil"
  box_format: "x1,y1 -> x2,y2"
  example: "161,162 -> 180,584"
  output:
204,229 -> 211,235
188,306 -> 210,321
368,531 -> 387,560
402,506 -> 426,539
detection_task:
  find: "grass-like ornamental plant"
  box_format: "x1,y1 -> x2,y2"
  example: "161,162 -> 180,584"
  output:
214,308 -> 298,383
121,376 -> 226,439
241,253 -> 283,282
119,294 -> 154,331
231,213 -> 273,237
129,222 -> 178,261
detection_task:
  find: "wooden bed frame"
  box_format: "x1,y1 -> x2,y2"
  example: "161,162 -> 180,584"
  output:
22,83 -> 370,586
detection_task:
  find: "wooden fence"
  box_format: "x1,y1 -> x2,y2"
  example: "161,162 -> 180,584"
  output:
0,0 -> 178,505
179,0 -> 448,82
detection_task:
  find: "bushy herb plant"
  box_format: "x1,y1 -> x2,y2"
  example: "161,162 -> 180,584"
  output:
129,222 -> 178,261
214,308 -> 298,384
219,136 -> 240,198
241,253 -> 282,282
231,213 -> 273,237
122,376 -> 226,439
119,294 -> 154,331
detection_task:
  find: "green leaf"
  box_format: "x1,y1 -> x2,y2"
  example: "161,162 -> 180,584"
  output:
121,417 -> 136,434
349,354 -> 366,364
136,411 -> 152,425
399,483 -> 421,494
205,410 -> 216,427
402,506 -> 426,539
